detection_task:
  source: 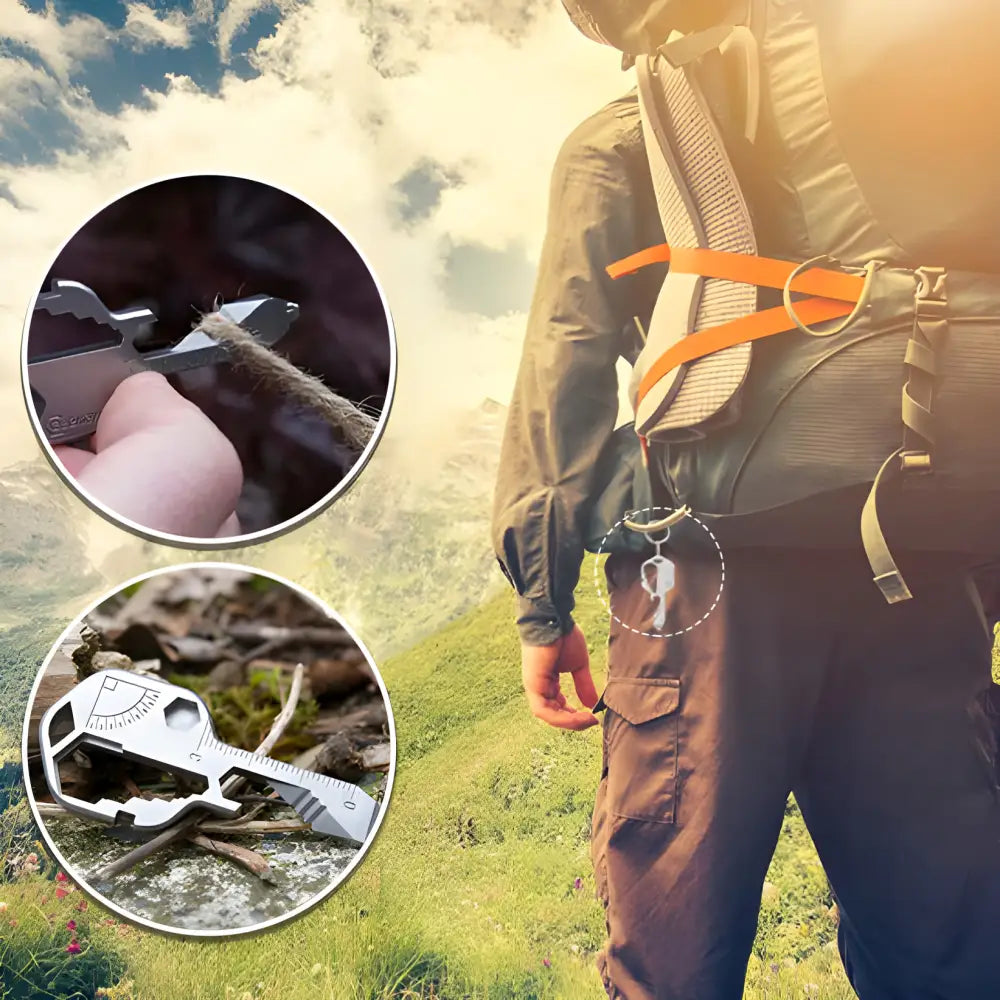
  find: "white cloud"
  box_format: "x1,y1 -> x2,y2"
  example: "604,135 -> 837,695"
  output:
0,0 -> 110,83
217,0 -> 288,62
0,0 -> 626,466
0,53 -> 62,133
122,3 -> 194,50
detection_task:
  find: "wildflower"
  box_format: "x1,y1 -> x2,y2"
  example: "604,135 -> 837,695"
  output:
769,963 -> 780,975
0,902 -> 7,913
26,853 -> 38,864
40,895 -> 48,904
66,939 -> 82,955
8,919 -> 17,928
573,877 -> 583,890
542,957 -> 552,968
56,887 -> 69,900
76,900 -> 88,912
55,871 -> 69,883
66,920 -> 77,931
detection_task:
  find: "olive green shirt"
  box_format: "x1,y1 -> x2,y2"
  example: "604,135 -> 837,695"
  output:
491,92 -> 665,645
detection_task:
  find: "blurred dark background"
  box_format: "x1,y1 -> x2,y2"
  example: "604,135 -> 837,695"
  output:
28,174 -> 392,534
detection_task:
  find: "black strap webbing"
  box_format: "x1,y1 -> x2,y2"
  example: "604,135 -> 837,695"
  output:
863,267 -> 949,603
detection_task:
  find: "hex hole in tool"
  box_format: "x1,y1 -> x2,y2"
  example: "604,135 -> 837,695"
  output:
163,695 -> 201,731
53,746 -> 208,805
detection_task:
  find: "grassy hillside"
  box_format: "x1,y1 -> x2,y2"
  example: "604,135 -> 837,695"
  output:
0,619 -> 68,757
2,580 -> 859,999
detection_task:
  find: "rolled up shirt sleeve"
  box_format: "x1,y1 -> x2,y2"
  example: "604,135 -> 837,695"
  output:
491,92 -> 663,646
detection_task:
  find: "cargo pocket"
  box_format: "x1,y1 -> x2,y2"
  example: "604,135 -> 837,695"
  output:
600,676 -> 681,824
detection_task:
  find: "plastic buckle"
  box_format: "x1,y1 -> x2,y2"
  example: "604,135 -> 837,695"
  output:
873,570 -> 914,604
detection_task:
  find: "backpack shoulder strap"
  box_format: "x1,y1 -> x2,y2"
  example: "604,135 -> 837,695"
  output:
630,2 -> 760,440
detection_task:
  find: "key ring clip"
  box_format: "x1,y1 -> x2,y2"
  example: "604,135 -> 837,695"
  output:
623,504 -> 691,535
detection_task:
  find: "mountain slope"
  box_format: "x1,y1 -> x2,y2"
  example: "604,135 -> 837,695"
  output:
0,459 -> 100,624
302,398 -> 509,655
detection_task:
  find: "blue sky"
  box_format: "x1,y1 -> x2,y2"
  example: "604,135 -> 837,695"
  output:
1,2 -> 283,163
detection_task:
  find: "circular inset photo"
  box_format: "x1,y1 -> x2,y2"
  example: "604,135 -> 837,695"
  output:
21,173 -> 395,546
21,564 -> 394,937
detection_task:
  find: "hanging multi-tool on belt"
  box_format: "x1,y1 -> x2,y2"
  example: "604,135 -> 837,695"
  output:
27,280 -> 299,445
39,669 -> 380,845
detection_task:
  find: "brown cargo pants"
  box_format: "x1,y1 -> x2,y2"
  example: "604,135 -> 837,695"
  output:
592,545 -> 1000,999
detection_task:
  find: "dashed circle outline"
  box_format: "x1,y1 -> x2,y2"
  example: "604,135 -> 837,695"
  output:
592,506 -> 726,637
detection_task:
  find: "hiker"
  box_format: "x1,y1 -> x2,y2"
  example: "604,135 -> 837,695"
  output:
492,2 -> 1000,997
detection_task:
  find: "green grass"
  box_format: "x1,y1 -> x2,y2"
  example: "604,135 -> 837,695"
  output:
1,581 -> 879,998
0,877 -> 128,1000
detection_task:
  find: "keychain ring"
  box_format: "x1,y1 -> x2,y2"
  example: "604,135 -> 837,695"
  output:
646,527 -> 671,547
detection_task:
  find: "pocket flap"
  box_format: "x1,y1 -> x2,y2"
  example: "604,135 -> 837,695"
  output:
599,677 -> 680,726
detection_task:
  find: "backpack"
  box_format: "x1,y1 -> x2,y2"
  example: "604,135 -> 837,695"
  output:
584,0 -> 1000,604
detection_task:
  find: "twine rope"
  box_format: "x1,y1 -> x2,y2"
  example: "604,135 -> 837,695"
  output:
197,311 -> 377,454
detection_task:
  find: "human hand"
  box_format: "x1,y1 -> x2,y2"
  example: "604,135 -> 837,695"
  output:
53,371 -> 243,538
521,624 -> 600,730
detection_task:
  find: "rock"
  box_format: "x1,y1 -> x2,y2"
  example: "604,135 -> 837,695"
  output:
92,651 -> 134,672
360,744 -> 391,771
205,660 -> 246,692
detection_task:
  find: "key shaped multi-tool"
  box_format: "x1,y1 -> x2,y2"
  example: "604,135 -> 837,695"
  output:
28,280 -> 299,445
39,669 -> 379,845
640,534 -> 675,632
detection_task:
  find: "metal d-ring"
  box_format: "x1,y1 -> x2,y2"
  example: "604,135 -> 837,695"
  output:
782,255 -> 879,338
623,505 -> 691,534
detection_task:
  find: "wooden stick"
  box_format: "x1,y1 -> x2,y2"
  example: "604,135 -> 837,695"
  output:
89,664 -> 305,882
226,624 -> 352,645
194,820 -> 310,835
35,802 -> 97,821
186,834 -> 275,881
34,803 -> 307,837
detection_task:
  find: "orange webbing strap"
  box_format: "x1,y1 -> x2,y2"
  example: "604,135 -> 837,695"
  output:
637,298 -> 854,402
606,244 -> 867,408
607,243 -> 865,300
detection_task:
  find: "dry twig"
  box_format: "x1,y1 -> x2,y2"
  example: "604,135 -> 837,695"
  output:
194,820 -> 311,835
186,834 -> 275,881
